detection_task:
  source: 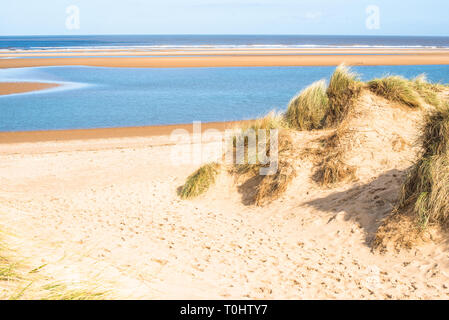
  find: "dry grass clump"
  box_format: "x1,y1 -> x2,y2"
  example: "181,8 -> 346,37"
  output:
367,75 -> 422,108
325,64 -> 362,127
411,74 -> 442,107
368,73 -> 446,109
254,160 -> 296,206
285,80 -> 329,130
311,131 -> 356,187
0,229 -> 20,286
413,74 -> 449,93
179,162 -> 220,199
40,283 -> 108,300
374,104 -> 449,250
373,212 -> 433,252
396,105 -> 449,227
314,154 -> 356,186
232,111 -> 288,175
251,110 -> 288,131
233,121 -> 296,205
0,256 -> 17,282
0,243 -> 18,283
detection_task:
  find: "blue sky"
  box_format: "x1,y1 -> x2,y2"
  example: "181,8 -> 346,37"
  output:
1,0 -> 448,36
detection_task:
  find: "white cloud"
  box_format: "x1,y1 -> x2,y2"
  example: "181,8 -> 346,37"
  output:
304,11 -> 323,21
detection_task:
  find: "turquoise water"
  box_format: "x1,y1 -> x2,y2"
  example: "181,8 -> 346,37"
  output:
1,65 -> 449,132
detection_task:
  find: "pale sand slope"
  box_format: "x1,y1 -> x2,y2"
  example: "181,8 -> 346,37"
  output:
1,92 -> 449,299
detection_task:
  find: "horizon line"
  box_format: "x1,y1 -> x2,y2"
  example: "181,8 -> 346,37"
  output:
2,33 -> 449,38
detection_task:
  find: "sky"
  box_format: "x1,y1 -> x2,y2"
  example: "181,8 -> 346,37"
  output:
1,0 -> 449,36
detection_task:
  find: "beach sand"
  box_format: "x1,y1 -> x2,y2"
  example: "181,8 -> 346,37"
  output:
1,48 -> 449,69
0,82 -> 59,96
1,91 -> 449,299
2,54 -> 449,69
0,121 -> 252,144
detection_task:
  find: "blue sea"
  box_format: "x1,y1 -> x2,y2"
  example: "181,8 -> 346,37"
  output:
1,65 -> 449,132
1,35 -> 449,132
2,35 -> 449,50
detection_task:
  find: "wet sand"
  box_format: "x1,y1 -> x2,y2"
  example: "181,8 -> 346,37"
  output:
0,82 -> 60,95
1,47 -> 449,68
0,120 -> 253,144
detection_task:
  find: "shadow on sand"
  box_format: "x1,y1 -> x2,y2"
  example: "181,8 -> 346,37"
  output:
305,169 -> 407,246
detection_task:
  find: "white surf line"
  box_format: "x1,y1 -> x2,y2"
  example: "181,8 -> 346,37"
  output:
0,66 -> 91,98
0,80 -> 89,98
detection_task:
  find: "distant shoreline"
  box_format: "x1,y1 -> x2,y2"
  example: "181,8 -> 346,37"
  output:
2,54 -> 449,69
2,47 -> 449,69
0,120 -> 254,144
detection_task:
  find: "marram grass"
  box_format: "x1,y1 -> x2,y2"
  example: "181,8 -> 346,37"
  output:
179,163 -> 220,199
325,64 -> 362,127
233,111 -> 288,177
411,74 -> 442,107
286,80 -> 329,130
1,229 -> 108,300
40,283 -> 108,300
368,75 -> 422,108
396,103 -> 449,228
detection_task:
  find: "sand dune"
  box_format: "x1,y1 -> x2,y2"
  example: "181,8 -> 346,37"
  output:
1,91 -> 449,299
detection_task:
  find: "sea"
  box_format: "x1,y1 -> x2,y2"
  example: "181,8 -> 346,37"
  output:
1,35 -> 449,132
2,35 -> 449,50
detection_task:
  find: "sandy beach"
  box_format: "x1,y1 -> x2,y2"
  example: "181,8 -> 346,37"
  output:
2,48 -> 449,69
0,82 -> 59,95
1,89 -> 449,299
0,121 -> 252,144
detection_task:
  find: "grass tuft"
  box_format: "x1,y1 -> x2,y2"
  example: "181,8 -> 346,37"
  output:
254,160 -> 296,206
368,75 -> 422,108
325,64 -> 362,126
41,283 -> 108,300
233,111 -> 289,170
396,104 -> 449,227
0,257 -> 17,282
309,130 -> 357,187
0,230 -> 19,283
232,113 -> 296,205
411,74 -> 442,107
179,163 -> 220,199
285,80 -> 329,130
250,110 -> 288,131
314,154 -> 356,187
